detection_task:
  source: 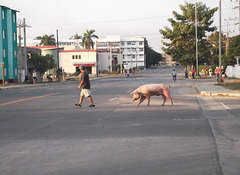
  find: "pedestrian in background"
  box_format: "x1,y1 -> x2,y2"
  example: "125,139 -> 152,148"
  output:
184,69 -> 189,79
215,66 -> 220,81
191,67 -> 196,79
172,69 -> 177,82
75,65 -> 95,107
209,66 -> 213,77
221,66 -> 225,82
32,70 -> 38,84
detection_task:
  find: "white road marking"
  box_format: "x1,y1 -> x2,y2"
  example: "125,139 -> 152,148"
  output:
130,124 -> 141,126
220,102 -> 231,110
109,97 -> 118,102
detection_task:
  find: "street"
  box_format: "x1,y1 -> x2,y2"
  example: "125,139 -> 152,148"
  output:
0,66 -> 239,175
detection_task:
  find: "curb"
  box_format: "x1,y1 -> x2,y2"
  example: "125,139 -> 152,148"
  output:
194,85 -> 240,97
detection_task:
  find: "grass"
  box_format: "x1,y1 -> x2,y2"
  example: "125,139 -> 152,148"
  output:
216,80 -> 240,90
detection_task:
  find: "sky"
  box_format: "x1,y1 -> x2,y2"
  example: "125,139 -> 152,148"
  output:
1,0 -> 240,53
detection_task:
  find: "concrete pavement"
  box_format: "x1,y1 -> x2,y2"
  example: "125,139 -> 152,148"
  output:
194,77 -> 240,97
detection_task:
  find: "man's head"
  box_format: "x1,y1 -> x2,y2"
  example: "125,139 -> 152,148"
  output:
80,65 -> 85,71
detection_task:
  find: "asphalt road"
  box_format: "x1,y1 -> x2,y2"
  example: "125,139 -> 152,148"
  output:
0,66 -> 224,175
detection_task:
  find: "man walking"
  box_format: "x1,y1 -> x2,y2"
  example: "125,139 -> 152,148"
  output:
75,65 -> 95,107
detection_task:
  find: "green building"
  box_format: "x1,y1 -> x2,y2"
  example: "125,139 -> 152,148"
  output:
0,5 -> 18,83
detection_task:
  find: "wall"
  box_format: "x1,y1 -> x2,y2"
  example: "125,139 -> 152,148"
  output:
59,50 -> 97,74
226,65 -> 240,78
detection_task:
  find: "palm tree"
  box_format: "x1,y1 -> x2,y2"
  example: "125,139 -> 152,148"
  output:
35,34 -> 56,46
69,33 -> 82,40
82,30 -> 99,50
70,33 -> 82,47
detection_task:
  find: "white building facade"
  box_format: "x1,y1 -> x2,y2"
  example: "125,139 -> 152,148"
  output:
59,50 -> 97,74
97,35 -> 145,70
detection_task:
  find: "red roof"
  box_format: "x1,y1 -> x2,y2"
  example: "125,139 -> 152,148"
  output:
27,46 -> 57,49
60,50 -> 96,53
73,63 -> 95,67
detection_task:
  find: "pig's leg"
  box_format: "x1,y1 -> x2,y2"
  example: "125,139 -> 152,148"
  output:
165,94 -> 173,105
168,96 -> 173,105
137,96 -> 146,107
146,95 -> 150,106
162,95 -> 166,106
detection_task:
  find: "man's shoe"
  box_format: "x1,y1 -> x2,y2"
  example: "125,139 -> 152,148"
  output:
75,104 -> 82,107
88,104 -> 95,107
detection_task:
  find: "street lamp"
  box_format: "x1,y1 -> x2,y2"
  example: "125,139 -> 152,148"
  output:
219,0 -> 223,82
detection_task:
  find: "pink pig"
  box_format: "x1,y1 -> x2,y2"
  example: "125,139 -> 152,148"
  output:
131,84 -> 173,107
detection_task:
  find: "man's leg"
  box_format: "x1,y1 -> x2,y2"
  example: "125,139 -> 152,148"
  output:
88,96 -> 94,105
78,95 -> 84,105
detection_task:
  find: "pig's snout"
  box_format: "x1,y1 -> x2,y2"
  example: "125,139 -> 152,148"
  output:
131,93 -> 140,101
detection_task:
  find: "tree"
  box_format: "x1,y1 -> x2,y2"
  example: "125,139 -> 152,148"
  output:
160,2 -> 218,66
82,29 -> 99,49
35,34 -> 56,46
208,31 -> 226,65
70,33 -> 82,47
144,38 -> 163,67
28,53 -> 55,81
226,34 -> 240,65
69,33 -> 82,40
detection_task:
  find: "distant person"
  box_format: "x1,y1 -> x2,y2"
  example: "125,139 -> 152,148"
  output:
32,70 -> 38,84
172,69 -> 177,82
75,65 -> 95,107
191,67 -> 196,79
209,66 -> 213,77
184,69 -> 189,79
215,66 -> 220,81
221,66 -> 225,82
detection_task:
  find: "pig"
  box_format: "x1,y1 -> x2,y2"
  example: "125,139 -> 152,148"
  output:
130,84 -> 173,107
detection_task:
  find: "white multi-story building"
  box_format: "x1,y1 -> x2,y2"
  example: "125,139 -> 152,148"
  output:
97,35 -> 145,69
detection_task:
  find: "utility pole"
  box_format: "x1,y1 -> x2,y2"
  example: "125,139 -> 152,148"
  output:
23,18 -> 28,76
96,41 -> 99,77
17,21 -> 22,82
17,18 -> 30,82
110,45 -> 112,73
219,0 -> 222,82
195,0 -> 199,76
56,29 -> 61,82
119,45 -> 122,74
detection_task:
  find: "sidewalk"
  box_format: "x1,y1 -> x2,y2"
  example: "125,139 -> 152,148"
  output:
194,77 -> 240,97
0,73 -> 127,90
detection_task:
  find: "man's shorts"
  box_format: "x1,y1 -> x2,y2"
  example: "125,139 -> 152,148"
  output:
80,89 -> 91,97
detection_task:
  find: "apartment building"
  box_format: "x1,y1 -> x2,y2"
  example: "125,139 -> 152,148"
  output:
0,5 -> 18,83
97,35 -> 145,70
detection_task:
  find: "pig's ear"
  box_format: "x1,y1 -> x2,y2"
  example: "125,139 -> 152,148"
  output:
130,90 -> 137,94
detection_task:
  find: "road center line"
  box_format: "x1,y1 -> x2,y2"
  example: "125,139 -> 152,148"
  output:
0,93 -> 61,107
220,102 -> 231,110
109,97 -> 118,102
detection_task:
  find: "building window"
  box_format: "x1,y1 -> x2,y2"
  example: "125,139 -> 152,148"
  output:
127,41 -> 131,45
2,10 -> 4,19
3,30 -> 5,39
4,68 -> 7,76
14,50 -> 17,58
14,32 -> 16,41
3,49 -> 6,58
13,13 -> 16,23
139,41 -> 143,45
15,68 -> 17,76
72,55 -> 75,59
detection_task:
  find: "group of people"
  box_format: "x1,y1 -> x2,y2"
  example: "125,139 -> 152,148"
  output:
213,66 -> 225,82
172,67 -> 196,81
172,66 -> 225,82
